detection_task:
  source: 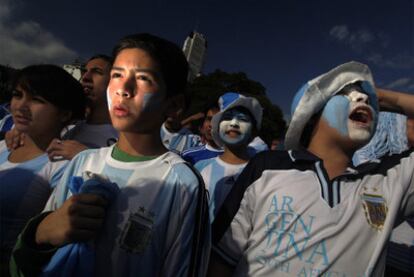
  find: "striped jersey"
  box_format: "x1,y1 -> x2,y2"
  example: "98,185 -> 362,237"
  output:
212,149 -> 414,277
181,144 -> 224,164
0,141 -> 67,256
160,124 -> 202,153
45,145 -> 210,277
195,157 -> 247,221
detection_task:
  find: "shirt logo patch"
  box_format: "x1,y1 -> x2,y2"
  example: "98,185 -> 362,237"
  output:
119,207 -> 154,253
361,193 -> 387,230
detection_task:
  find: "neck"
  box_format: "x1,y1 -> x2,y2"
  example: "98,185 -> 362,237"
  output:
8,134 -> 47,163
117,131 -> 167,157
220,145 -> 250,164
307,140 -> 353,180
87,104 -> 111,125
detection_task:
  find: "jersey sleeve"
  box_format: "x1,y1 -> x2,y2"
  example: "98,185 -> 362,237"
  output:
42,152 -> 88,211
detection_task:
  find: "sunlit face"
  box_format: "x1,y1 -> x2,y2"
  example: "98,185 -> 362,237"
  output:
107,48 -> 167,133
219,108 -> 253,146
321,89 -> 378,146
10,85 -> 64,139
80,58 -> 111,107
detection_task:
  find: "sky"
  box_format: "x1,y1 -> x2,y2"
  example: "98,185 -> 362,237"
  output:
1,0 -> 413,118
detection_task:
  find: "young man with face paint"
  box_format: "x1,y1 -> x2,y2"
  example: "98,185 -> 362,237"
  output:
207,62 -> 414,277
11,33 -> 210,277
194,92 -> 263,222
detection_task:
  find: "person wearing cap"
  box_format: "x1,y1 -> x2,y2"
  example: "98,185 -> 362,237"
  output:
194,92 -> 263,222
207,61 -> 414,276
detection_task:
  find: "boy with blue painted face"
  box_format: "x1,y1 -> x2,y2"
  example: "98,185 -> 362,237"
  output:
194,92 -> 263,221
11,33 -> 210,277
208,62 -> 414,276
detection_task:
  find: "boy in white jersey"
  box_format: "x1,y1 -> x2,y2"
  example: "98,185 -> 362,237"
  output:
11,33 -> 209,277
195,92 -> 263,221
207,61 -> 414,276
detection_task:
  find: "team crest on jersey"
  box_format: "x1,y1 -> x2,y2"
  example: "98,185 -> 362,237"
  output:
119,207 -> 154,253
361,193 -> 388,230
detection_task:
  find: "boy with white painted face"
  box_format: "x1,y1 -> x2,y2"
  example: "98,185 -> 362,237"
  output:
194,92 -> 262,221
11,33 -> 210,277
207,62 -> 414,277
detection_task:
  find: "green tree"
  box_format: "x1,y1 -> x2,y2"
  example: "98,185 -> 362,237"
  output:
185,69 -> 286,146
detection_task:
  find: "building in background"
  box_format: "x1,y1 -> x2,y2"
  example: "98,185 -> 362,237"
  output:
183,31 -> 207,81
63,64 -> 82,81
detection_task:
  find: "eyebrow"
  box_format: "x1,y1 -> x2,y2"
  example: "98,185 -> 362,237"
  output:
111,66 -> 159,75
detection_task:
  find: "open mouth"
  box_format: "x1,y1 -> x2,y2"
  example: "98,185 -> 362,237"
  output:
349,106 -> 373,125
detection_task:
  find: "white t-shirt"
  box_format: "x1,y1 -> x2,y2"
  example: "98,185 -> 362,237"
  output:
45,146 -> 210,277
213,149 -> 414,277
62,121 -> 118,148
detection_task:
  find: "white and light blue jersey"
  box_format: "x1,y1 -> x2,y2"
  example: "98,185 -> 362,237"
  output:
160,124 -> 203,153
195,157 -> 247,222
45,146 -> 210,277
0,141 -> 67,255
181,144 -> 224,165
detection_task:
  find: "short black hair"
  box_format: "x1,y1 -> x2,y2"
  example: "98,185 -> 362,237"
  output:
12,64 -> 86,123
86,54 -> 113,65
112,33 -> 189,98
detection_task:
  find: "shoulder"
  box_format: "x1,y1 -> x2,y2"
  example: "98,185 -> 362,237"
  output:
163,152 -> 202,190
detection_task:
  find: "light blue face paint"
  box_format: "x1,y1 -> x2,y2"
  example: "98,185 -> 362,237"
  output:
321,95 -> 350,136
142,92 -> 164,113
361,81 -> 379,112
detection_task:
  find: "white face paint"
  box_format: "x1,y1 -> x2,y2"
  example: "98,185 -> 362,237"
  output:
346,91 -> 376,143
219,109 -> 253,146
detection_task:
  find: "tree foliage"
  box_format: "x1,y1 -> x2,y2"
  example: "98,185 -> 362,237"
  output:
185,69 -> 286,146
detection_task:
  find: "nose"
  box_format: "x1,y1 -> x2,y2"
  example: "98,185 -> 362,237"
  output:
114,75 -> 135,99
14,96 -> 30,112
229,118 -> 240,128
80,70 -> 92,84
348,91 -> 369,104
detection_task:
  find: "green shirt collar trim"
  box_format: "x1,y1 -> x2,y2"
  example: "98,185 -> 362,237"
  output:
111,145 -> 158,162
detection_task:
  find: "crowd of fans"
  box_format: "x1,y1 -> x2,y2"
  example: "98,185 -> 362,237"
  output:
0,33 -> 413,277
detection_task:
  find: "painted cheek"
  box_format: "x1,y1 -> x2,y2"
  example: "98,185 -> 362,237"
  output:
321,95 -> 350,137
238,121 -> 253,138
142,92 -> 163,113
